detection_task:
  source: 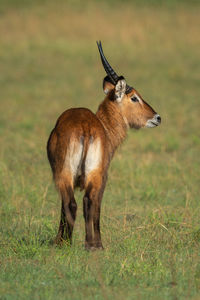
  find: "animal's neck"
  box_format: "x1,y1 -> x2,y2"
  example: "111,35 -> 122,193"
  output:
96,99 -> 128,157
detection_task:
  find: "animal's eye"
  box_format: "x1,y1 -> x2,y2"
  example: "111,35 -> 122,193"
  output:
131,96 -> 139,102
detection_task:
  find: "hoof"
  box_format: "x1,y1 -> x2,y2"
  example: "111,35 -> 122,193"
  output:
54,233 -> 72,246
85,242 -> 104,251
54,236 -> 63,246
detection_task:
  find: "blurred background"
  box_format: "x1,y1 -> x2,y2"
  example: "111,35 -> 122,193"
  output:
0,0 -> 200,299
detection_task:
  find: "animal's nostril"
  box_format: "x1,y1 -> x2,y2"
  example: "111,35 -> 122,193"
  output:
156,115 -> 161,123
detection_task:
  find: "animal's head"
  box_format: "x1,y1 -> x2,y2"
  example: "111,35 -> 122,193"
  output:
97,41 -> 161,129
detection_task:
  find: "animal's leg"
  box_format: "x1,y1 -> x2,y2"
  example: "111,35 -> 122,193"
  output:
83,183 -> 94,250
83,173 -> 106,250
55,183 -> 77,245
92,194 -> 104,249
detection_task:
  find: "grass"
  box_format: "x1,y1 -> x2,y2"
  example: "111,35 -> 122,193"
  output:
0,1 -> 200,299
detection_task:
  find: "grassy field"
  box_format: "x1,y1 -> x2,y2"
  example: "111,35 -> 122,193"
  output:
0,0 -> 200,299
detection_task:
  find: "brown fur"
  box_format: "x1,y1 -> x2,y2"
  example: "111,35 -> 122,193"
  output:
47,75 -> 160,250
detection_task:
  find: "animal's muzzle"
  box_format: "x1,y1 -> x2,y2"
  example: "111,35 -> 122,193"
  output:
146,114 -> 161,128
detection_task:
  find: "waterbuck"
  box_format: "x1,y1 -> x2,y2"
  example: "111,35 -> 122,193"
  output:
47,41 -> 161,250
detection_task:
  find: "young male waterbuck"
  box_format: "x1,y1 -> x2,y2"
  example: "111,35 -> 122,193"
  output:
47,41 -> 161,250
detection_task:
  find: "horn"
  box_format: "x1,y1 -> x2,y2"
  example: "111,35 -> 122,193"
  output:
96,41 -> 119,85
96,41 -> 133,94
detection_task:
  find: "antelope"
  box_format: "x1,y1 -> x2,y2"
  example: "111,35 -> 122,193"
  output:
47,41 -> 161,250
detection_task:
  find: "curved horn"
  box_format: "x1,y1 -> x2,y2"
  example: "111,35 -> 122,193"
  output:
97,41 -> 119,85
97,41 -> 133,94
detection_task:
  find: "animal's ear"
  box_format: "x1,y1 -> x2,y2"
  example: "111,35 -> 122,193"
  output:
114,76 -> 126,103
103,75 -> 127,102
103,76 -> 115,95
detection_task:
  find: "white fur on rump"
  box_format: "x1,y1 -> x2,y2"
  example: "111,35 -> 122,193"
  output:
85,138 -> 102,176
63,136 -> 102,182
63,139 -> 84,179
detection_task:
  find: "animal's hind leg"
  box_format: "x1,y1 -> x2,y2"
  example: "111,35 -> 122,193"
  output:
83,172 -> 106,250
93,178 -> 107,249
55,179 -> 77,245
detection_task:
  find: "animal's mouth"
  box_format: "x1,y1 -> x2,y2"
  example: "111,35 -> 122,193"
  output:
150,121 -> 158,126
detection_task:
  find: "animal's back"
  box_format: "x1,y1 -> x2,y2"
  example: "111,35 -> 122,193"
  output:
47,108 -> 107,189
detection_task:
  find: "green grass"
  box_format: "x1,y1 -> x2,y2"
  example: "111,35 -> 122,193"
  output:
0,1 -> 200,299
